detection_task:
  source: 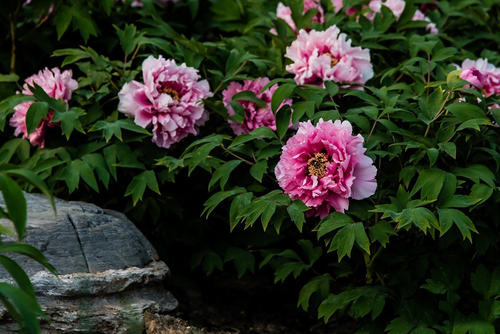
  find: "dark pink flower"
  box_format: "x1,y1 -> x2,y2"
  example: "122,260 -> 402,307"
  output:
275,119 -> 377,218
222,78 -> 291,135
118,55 -> 212,148
9,68 -> 78,148
285,26 -> 373,87
457,58 -> 500,98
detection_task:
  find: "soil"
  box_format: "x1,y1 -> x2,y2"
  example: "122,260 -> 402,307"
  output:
152,272 -> 357,334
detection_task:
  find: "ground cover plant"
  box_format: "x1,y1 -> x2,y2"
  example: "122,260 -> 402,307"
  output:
1,0 -> 500,332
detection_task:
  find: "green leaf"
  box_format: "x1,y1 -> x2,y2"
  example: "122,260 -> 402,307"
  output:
0,282 -> 44,333
125,170 -> 161,205
297,274 -> 331,311
317,212 -> 353,239
353,223 -> 371,254
202,187 -> 246,218
292,101 -> 315,124
232,90 -> 267,108
453,165 -> 495,187
224,247 -> 255,278
0,244 -> 56,274
369,222 -> 396,247
90,119 -> 151,142
229,126 -> 276,148
438,208 -> 477,241
0,255 -> 34,297
287,200 -> 309,232
208,160 -> 241,191
249,160 -> 267,182
54,5 -> 73,40
438,142 -> 456,159
329,224 -> 356,261
0,174 -> 26,240
229,192 -> 252,231
25,102 -> 49,135
52,108 -> 85,139
411,168 -> 446,201
114,24 -> 140,57
271,83 -> 295,113
395,207 -> 438,233
275,104 -> 291,139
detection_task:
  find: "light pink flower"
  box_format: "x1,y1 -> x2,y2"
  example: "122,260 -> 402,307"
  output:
457,58 -> 500,98
285,26 -> 373,87
222,78 -> 291,135
275,119 -> 377,217
412,9 -> 438,34
118,55 -> 212,148
365,0 -> 406,21
332,0 -> 344,13
10,68 -> 77,148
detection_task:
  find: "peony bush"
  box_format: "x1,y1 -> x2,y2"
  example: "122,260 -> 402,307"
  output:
1,0 -> 500,332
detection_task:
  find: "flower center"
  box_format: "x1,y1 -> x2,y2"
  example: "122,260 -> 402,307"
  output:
307,152 -> 328,178
324,52 -> 339,67
162,87 -> 181,101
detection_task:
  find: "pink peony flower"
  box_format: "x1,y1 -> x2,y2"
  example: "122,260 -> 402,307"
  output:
10,68 -> 78,148
412,9 -> 438,34
457,58 -> 500,98
275,119 -> 377,217
222,78 -> 292,135
365,0 -> 406,21
118,55 -> 212,149
285,26 -> 373,87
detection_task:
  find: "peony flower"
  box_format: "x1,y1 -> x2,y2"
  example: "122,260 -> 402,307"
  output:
457,58 -> 500,98
285,26 -> 373,87
275,119 -> 377,217
118,55 -> 212,149
412,9 -> 438,34
222,78 -> 291,135
10,68 -> 78,148
365,0 -> 406,21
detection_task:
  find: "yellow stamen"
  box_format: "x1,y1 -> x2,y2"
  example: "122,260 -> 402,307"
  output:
162,88 -> 180,101
307,152 -> 328,178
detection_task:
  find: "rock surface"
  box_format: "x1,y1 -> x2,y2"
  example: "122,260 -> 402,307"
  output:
0,193 -> 178,333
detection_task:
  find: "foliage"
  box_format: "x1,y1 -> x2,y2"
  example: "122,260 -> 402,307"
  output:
0,166 -> 56,333
1,0 -> 500,332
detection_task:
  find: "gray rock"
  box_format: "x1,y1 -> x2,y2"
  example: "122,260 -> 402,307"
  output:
0,193 -> 178,333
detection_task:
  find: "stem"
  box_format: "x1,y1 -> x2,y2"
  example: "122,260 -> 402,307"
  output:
364,246 -> 384,285
366,117 -> 379,143
213,60 -> 248,95
220,144 -> 254,165
424,91 -> 452,137
9,16 -> 16,74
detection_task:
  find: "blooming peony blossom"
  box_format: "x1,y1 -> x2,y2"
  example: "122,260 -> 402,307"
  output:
365,0 -> 406,21
10,68 -> 78,148
222,78 -> 291,135
412,9 -> 438,34
275,119 -> 377,217
457,58 -> 500,97
118,55 -> 212,148
285,26 -> 373,87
